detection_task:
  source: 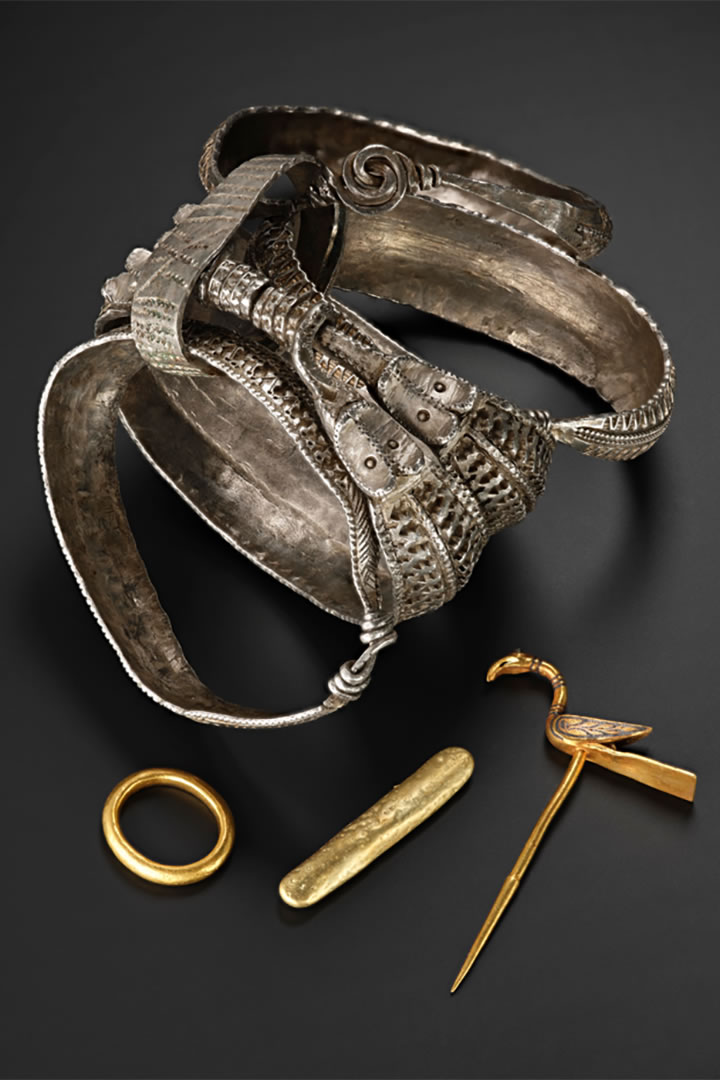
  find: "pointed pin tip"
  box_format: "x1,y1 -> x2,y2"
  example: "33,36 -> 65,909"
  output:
450,960 -> 473,994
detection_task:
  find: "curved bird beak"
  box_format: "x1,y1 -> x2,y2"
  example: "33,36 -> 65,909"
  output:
486,651 -> 536,683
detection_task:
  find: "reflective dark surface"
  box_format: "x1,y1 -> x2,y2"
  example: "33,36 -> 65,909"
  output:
3,2 -> 719,1078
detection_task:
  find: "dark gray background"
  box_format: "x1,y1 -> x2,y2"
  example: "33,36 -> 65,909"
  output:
3,2 -> 719,1078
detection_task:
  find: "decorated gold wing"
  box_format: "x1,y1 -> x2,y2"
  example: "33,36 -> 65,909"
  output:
551,714 -> 652,746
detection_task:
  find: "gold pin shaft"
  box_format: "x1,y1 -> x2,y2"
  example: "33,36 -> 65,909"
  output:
451,749 -> 586,992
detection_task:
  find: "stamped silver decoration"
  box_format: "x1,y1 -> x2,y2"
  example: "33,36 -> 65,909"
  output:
39,107 -> 675,728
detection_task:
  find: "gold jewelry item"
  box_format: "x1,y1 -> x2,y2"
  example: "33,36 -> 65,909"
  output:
279,747 -> 474,907
451,651 -> 697,993
102,768 -> 235,886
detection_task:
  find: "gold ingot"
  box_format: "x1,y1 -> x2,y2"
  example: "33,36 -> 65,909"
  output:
279,747 -> 474,907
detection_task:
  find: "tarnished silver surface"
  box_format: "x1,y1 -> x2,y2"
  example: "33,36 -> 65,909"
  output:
39,107 -> 675,728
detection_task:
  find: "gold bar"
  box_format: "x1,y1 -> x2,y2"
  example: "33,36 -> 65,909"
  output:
279,747 -> 474,908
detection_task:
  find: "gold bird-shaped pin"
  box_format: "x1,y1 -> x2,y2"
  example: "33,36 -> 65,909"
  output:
451,650 -> 696,993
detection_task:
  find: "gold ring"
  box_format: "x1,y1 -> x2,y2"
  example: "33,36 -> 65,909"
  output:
102,768 -> 235,885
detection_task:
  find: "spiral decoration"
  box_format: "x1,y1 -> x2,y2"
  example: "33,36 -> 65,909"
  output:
337,143 -> 440,214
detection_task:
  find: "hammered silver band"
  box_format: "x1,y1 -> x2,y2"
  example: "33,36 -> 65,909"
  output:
39,106 -> 675,728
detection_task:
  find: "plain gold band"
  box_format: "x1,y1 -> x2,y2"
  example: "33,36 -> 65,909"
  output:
102,768 -> 235,885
